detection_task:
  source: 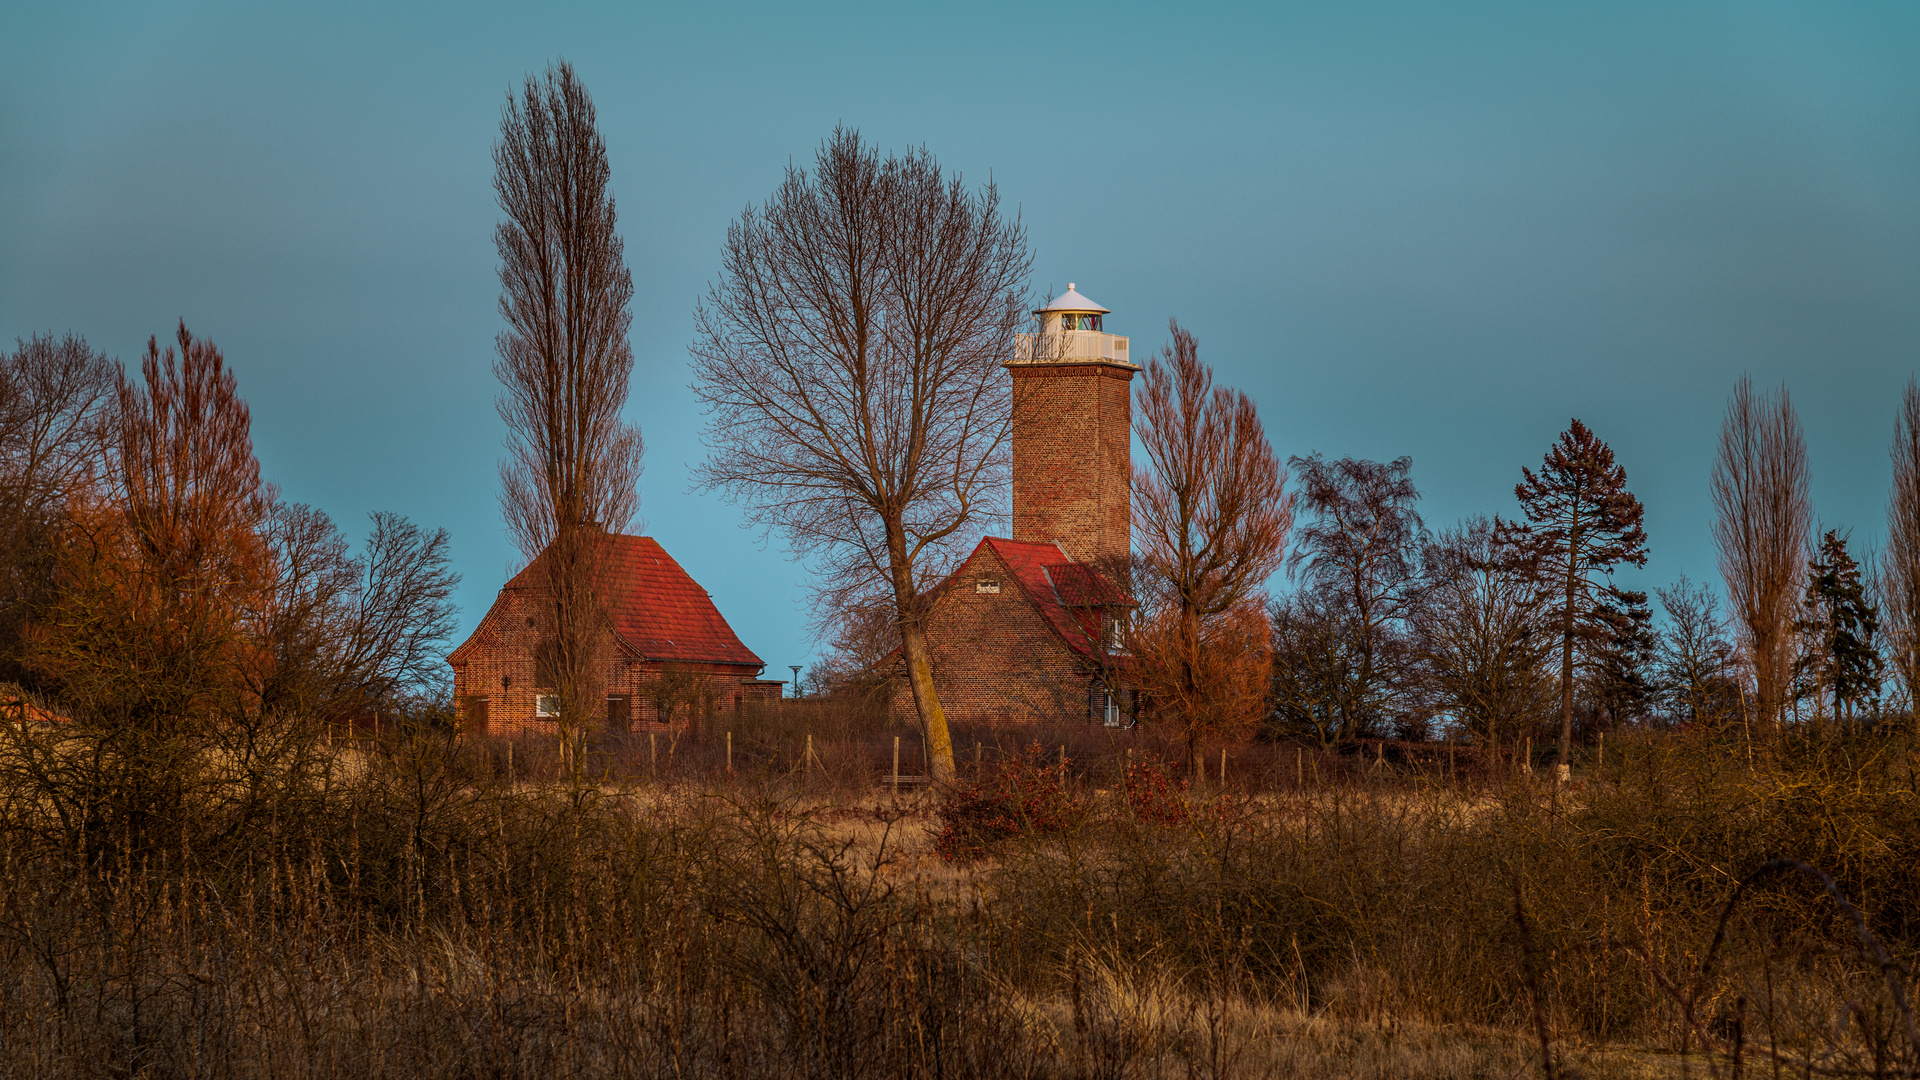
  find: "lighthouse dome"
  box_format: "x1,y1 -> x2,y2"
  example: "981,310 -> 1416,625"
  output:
1035,283 -> 1110,315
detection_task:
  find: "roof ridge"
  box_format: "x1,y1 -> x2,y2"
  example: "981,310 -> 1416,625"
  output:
1038,564 -> 1068,611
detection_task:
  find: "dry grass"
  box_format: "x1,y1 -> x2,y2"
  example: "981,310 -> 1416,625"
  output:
0,718 -> 1913,1078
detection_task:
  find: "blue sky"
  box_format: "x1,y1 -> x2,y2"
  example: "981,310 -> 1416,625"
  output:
3,1 -> 1917,681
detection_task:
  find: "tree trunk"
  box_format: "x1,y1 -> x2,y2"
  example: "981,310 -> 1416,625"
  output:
1183,605 -> 1204,781
886,519 -> 955,784
899,623 -> 955,783
1557,539 -> 1579,785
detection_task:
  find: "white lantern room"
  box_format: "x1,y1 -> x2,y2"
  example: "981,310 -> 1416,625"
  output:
1012,283 -> 1137,367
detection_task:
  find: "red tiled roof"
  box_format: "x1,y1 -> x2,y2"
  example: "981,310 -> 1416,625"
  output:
975,537 -> 1134,661
476,534 -> 763,668
1046,562 -> 1133,608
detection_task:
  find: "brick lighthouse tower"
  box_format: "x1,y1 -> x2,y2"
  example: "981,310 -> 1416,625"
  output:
895,283 -> 1141,725
1009,284 -> 1142,573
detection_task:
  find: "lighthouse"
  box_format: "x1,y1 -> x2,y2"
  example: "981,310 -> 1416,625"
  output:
1008,284 -> 1141,573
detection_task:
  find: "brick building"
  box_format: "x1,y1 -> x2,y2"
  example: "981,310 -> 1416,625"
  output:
899,284 -> 1141,725
449,534 -> 783,736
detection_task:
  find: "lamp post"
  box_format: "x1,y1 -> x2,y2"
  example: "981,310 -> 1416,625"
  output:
789,665 -> 803,699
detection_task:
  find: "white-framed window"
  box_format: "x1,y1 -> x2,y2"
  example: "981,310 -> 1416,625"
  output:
535,693 -> 561,718
1102,692 -> 1122,728
976,579 -> 1001,594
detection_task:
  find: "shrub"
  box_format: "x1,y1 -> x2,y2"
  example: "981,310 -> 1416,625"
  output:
1120,753 -> 1191,827
933,741 -> 1084,862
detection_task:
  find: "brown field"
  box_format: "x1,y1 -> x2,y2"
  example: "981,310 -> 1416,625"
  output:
0,713 -> 1915,1078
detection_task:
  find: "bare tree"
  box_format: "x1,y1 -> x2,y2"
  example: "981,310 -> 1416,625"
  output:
0,334 -> 114,513
34,323 -> 269,728
0,333 -> 115,681
1131,320 -> 1292,775
689,128 -> 1028,784
1131,598 -> 1271,763
1883,380 -> 1920,713
642,661 -> 713,755
1268,587 -> 1366,746
1711,376 -> 1810,733
1409,518 -> 1555,751
243,506 -> 460,723
1283,454 -> 1424,740
807,597 -> 901,701
492,60 -> 643,752
1654,576 -> 1741,728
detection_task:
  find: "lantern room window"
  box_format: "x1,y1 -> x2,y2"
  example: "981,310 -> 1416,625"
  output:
1060,313 -> 1102,331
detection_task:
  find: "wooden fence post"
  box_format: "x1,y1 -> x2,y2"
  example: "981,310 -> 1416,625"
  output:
727,731 -> 733,775
649,732 -> 656,779
1597,732 -> 1605,776
1296,746 -> 1303,788
805,732 -> 813,778
892,736 -> 901,796
1220,747 -> 1227,788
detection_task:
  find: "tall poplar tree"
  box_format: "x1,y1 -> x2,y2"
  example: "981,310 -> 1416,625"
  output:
1882,381 -> 1920,708
1712,377 -> 1810,731
492,61 -> 643,761
1509,420 -> 1648,782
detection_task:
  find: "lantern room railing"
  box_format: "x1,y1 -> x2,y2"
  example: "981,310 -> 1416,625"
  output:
1011,330 -> 1135,366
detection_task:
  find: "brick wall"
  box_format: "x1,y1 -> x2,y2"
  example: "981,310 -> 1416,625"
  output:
892,546 -> 1094,725
1010,362 -> 1134,572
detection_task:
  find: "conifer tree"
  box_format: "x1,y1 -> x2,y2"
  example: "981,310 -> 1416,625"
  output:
1794,530 -> 1881,722
1587,585 -> 1656,731
1508,420 -> 1648,782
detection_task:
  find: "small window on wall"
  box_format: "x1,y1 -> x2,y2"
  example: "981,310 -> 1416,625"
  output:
976,579 -> 1001,594
536,693 -> 560,718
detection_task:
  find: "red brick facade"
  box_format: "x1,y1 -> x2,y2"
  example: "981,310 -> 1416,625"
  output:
448,535 -> 783,738
898,534 -> 1135,726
